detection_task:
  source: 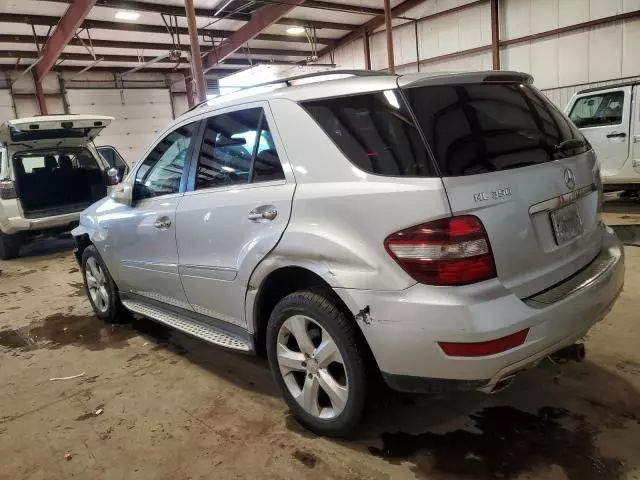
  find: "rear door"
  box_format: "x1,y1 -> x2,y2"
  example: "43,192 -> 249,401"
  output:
566,86 -> 632,180
402,78 -> 602,298
175,103 -> 295,329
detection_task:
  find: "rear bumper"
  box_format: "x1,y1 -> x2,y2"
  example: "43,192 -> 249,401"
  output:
336,224 -> 624,393
1,211 -> 81,235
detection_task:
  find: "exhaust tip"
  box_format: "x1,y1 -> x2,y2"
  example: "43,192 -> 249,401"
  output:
490,375 -> 516,394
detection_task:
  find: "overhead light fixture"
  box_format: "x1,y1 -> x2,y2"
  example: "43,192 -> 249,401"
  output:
286,26 -> 305,35
115,10 -> 140,21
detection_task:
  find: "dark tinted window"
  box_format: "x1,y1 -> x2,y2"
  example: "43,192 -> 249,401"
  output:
195,108 -> 284,189
196,109 -> 260,189
303,91 -> 435,177
404,83 -> 588,177
569,91 -> 624,128
135,121 -> 197,198
252,120 -> 285,183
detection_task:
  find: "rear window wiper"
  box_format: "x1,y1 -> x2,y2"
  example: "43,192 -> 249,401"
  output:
555,139 -> 586,151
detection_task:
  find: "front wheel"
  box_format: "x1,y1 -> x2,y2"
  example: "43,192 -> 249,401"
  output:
266,290 -> 368,437
81,245 -> 127,322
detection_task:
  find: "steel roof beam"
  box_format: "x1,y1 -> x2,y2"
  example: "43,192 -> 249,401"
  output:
45,0 -> 369,28
203,0 -> 307,71
35,0 -> 97,79
0,13 -> 336,45
0,34 -> 312,57
0,50 -> 305,67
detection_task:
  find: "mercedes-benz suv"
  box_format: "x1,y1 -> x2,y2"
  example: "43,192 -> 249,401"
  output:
72,71 -> 624,436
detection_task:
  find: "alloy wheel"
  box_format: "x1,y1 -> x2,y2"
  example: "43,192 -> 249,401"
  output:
85,257 -> 110,313
276,315 -> 348,419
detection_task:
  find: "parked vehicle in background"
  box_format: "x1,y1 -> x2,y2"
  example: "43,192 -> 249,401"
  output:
73,70 -> 624,437
0,115 -> 124,259
97,145 -> 129,181
566,83 -> 640,195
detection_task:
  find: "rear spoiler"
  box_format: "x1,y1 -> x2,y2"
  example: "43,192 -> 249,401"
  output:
397,71 -> 534,89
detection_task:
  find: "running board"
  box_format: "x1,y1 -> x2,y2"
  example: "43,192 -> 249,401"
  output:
121,299 -> 252,352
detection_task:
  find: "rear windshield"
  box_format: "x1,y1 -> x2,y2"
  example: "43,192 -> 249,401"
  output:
403,83 -> 589,176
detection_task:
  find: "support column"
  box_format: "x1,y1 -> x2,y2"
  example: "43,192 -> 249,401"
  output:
33,72 -> 48,115
363,30 -> 371,70
185,76 -> 195,108
491,0 -> 500,70
384,0 -> 395,73
185,0 -> 206,103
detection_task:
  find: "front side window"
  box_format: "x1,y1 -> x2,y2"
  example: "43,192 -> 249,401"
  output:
195,108 -> 284,190
569,91 -> 624,128
135,121 -> 197,199
302,91 -> 435,177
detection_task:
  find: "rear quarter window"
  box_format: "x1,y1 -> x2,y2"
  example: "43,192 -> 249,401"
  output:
302,91 -> 436,177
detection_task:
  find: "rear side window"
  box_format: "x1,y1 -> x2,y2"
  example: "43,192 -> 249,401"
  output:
303,91 -> 435,177
404,83 -> 588,177
194,107 -> 285,190
569,91 -> 624,128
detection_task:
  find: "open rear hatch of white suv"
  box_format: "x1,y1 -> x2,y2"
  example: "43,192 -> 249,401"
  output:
400,72 -> 602,298
1,115 -> 114,218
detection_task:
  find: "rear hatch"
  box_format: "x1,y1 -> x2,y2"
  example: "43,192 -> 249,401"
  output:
0,115 -> 112,149
401,73 -> 602,298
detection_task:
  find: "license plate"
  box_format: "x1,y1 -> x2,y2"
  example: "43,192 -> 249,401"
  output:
550,203 -> 584,245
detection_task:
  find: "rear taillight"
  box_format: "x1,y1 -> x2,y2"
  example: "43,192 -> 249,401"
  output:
384,215 -> 496,286
0,180 -> 17,200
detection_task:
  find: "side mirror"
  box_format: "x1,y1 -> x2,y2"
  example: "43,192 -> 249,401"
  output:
111,183 -> 133,206
106,167 -> 120,185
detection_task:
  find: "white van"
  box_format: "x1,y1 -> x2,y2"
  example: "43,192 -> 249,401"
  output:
566,83 -> 640,194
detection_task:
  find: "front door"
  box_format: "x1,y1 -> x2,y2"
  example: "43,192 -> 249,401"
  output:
567,86 -> 632,180
176,104 -> 295,328
107,120 -> 200,310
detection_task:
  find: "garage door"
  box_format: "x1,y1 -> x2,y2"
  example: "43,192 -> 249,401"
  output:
0,89 -> 15,121
66,88 -> 173,165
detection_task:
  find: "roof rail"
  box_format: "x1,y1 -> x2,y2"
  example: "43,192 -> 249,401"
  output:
185,69 -> 395,114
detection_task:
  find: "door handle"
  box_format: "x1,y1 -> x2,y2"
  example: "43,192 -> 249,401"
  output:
248,206 -> 277,222
606,131 -> 627,138
154,217 -> 172,230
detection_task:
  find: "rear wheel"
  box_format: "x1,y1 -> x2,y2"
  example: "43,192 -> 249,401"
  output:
81,245 -> 127,322
0,232 -> 21,260
266,290 -> 367,437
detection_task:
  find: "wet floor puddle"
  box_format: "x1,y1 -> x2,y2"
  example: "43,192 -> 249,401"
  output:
611,224 -> 640,246
0,313 -> 184,353
370,405 -> 625,480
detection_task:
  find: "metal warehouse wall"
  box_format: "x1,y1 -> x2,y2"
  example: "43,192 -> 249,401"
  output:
0,71 -> 190,165
322,0 -> 640,109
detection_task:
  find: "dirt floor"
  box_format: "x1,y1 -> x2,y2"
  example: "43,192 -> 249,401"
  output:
1,204 -> 640,480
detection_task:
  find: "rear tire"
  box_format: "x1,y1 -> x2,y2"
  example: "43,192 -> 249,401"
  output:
81,245 -> 127,323
266,290 -> 368,437
0,232 -> 21,260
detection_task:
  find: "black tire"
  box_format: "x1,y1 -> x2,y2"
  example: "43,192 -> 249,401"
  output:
0,232 -> 21,260
266,290 -> 368,437
81,245 -> 127,322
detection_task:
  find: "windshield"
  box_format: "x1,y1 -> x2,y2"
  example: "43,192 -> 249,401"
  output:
403,83 -> 589,176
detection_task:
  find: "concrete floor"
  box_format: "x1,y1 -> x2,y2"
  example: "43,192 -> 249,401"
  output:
1,207 -> 640,480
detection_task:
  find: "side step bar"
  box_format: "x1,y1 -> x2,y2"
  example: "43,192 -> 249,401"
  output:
121,299 -> 252,352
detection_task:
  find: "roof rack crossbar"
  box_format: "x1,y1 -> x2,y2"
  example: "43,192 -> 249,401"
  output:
185,69 -> 395,113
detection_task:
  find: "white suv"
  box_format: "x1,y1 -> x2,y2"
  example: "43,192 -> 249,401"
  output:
0,115 -> 123,259
72,71 -> 625,436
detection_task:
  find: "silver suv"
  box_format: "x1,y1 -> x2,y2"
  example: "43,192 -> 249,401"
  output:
0,115 -> 123,259
72,71 -> 625,436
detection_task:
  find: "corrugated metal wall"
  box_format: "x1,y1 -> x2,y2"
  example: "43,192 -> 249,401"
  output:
322,0 -> 640,110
